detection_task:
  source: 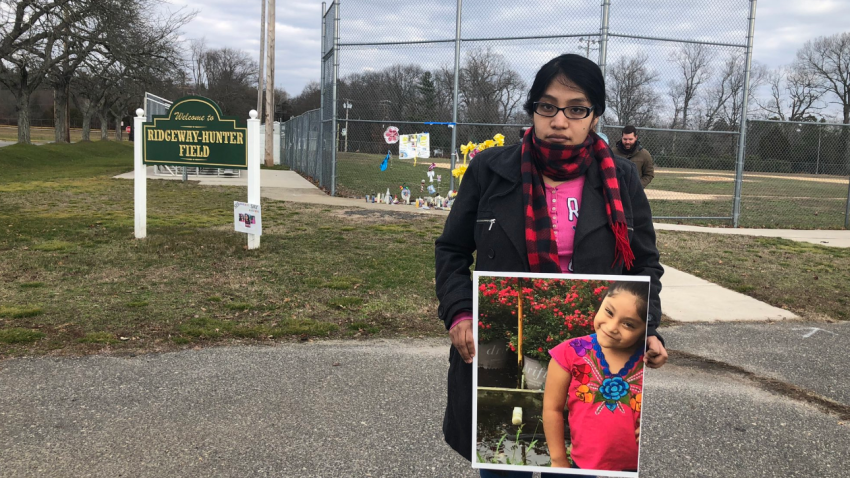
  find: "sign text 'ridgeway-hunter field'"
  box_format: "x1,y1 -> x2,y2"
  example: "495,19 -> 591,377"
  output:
142,96 -> 248,169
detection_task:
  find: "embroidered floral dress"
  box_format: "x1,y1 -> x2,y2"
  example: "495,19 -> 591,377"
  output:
549,334 -> 644,471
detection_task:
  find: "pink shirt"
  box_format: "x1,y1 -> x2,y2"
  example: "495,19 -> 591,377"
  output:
451,177 -> 585,329
545,176 -> 585,273
549,335 -> 643,471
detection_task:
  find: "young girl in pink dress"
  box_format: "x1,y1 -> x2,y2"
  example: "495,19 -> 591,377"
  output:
543,280 -> 649,472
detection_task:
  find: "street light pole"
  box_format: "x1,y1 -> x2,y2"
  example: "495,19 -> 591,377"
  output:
343,100 -> 351,152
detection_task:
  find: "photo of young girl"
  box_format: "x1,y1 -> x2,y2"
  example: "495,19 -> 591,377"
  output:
544,280 -> 648,475
472,272 -> 649,478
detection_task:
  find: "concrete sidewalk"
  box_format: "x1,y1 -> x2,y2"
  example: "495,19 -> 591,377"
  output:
655,223 -> 850,248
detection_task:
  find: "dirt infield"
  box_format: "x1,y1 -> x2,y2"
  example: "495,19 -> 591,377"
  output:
644,190 -> 728,201
683,176 -> 755,183
657,169 -> 849,185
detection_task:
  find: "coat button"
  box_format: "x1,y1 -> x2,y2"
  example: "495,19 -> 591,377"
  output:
487,249 -> 495,259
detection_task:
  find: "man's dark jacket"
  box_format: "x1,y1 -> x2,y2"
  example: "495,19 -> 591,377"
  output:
434,142 -> 663,461
614,140 -> 654,188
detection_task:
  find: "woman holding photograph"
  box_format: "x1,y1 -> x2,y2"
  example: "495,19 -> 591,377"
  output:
434,54 -> 667,474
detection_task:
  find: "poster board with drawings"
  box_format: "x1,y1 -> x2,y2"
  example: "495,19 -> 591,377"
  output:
472,271 -> 649,477
399,133 -> 430,159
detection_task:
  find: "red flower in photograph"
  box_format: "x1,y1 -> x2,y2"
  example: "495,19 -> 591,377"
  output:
572,363 -> 591,384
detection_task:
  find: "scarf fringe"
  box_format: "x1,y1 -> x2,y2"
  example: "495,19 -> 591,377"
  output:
611,222 -> 635,270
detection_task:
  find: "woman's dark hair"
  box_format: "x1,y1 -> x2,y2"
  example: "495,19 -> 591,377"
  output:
603,281 -> 649,322
523,54 -> 606,118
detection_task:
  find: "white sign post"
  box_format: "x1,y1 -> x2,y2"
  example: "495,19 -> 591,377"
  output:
246,110 -> 261,249
134,108 -> 146,239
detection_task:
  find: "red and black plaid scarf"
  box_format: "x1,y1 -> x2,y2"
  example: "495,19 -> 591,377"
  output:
521,127 -> 634,272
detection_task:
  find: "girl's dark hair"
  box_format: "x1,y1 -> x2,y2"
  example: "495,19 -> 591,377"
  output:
523,54 -> 606,118
604,281 -> 650,322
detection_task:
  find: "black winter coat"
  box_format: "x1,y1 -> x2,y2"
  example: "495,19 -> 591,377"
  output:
434,142 -> 664,461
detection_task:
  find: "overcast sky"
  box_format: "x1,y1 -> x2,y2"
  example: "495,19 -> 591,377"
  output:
170,0 -> 849,102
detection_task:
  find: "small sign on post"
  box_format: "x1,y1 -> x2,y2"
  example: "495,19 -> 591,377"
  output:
234,201 -> 262,235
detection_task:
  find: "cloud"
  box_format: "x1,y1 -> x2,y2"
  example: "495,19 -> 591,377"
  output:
165,0 -> 850,99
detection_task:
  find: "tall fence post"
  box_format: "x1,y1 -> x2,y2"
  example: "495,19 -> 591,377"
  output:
732,0 -> 757,228
845,176 -> 850,229
595,0 -> 610,133
449,0 -> 463,192
319,1 -> 326,187
330,0 -> 339,196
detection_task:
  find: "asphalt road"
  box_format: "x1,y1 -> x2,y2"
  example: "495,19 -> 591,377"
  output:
663,321 -> 850,405
1,338 -> 849,477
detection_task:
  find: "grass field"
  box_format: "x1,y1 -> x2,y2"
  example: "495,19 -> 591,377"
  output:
657,231 -> 850,321
0,125 -> 128,144
0,142 -> 446,357
1,143 -> 847,358
336,151 -> 850,229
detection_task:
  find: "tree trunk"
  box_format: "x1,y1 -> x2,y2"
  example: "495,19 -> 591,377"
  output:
113,114 -> 123,141
81,111 -> 92,141
16,92 -> 31,144
54,85 -> 69,143
99,112 -> 110,140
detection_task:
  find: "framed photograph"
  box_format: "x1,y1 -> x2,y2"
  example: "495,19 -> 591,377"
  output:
472,272 -> 650,477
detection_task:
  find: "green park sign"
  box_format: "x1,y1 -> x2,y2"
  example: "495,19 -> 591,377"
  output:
143,96 -> 248,169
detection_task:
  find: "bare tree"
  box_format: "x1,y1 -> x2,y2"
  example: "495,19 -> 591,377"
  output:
700,53 -> 766,130
188,38 -> 207,93
458,47 -> 526,125
1,0 -> 192,143
288,81 -> 322,117
606,52 -> 660,126
668,43 -> 713,129
198,47 -> 258,115
0,0 -> 99,143
758,64 -> 825,121
796,32 -> 850,124
381,64 -> 424,121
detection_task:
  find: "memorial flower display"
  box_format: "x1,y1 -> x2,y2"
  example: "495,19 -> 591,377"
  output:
453,134 -> 507,188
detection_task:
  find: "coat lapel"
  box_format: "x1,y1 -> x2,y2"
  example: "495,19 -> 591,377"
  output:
485,145 -> 527,269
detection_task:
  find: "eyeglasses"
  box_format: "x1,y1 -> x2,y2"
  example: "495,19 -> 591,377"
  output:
533,102 -> 594,119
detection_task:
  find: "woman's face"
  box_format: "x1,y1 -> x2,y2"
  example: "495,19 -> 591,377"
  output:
532,75 -> 598,146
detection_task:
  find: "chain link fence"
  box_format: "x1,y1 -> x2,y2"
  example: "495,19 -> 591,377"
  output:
281,108 -> 327,185
302,0 -> 755,218
740,119 -> 850,229
278,1 -> 850,228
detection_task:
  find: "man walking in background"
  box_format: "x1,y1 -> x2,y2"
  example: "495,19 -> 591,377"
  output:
614,125 -> 654,188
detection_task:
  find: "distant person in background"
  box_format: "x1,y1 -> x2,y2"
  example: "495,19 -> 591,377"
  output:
614,125 -> 654,188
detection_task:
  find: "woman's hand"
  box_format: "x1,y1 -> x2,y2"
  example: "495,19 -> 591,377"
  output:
644,336 -> 668,368
551,457 -> 571,468
449,319 -> 476,364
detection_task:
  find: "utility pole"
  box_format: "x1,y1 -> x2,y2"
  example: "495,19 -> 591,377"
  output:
257,0 -> 266,114
578,37 -> 598,59
264,0 -> 275,166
